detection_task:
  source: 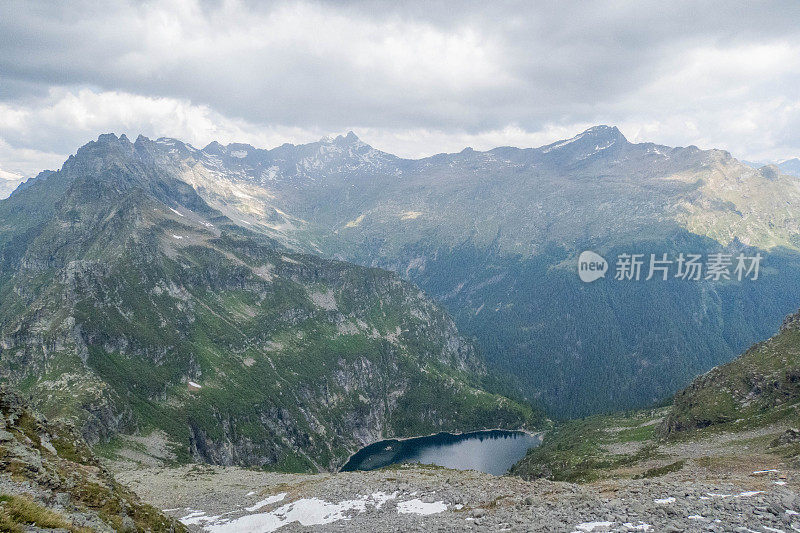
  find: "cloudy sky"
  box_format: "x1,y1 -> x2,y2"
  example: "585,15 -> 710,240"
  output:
1,0 -> 800,180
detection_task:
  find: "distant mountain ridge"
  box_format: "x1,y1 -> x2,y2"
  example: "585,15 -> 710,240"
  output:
100,126 -> 800,418
141,125 -> 800,253
778,158 -> 800,177
742,157 -> 800,178
0,170 -> 24,200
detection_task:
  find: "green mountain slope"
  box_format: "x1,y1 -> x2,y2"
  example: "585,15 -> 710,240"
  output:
512,308 -> 800,483
663,309 -> 800,435
126,127 -> 800,417
0,134 -> 540,472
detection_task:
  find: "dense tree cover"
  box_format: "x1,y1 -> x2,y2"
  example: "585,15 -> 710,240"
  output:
405,234 -> 800,418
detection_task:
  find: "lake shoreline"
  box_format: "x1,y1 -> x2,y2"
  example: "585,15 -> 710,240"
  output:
335,428 -> 545,475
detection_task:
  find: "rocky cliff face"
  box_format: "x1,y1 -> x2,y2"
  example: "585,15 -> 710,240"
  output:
0,385 -> 182,531
0,134 -> 540,472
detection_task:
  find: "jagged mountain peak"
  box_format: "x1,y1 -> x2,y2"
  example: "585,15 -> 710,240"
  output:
320,130 -> 362,145
202,140 -> 226,154
582,124 -> 627,139
93,132 -> 132,145
537,124 -> 628,158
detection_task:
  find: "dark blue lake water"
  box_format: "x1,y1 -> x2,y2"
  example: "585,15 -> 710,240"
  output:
341,430 -> 541,476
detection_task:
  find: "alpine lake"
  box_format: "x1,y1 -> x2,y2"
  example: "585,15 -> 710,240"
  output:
341,430 -> 541,475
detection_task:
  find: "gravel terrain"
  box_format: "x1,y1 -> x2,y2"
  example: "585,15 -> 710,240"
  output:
115,460 -> 800,532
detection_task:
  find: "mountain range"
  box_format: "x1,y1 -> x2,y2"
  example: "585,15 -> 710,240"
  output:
95,126 -> 800,418
0,171 -> 24,201
0,134 -> 538,472
745,157 -> 800,178
3,124 -> 800,471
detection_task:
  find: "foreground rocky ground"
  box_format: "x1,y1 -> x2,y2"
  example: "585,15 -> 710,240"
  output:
114,459 -> 799,532
99,404 -> 800,533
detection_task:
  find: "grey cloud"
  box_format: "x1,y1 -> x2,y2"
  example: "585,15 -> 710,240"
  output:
1,0 -> 800,171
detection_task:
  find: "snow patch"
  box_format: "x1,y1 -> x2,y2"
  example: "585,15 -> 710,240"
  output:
179,510 -> 220,526
654,497 -> 676,504
345,214 -> 365,228
245,493 -> 286,512
400,210 -> 423,220
396,499 -> 447,515
169,207 -> 185,217
574,521 -> 613,532
542,131 -> 588,153
205,492 -> 399,533
706,492 -> 733,499
737,491 -> 764,497
280,255 -> 301,265
230,150 -> 248,158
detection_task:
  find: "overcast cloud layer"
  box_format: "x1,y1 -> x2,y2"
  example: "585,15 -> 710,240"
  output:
1,0 -> 800,179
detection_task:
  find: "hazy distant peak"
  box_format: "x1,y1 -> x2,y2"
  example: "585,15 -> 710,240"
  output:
319,130 -> 366,146
538,124 -> 627,157
203,140 -> 226,154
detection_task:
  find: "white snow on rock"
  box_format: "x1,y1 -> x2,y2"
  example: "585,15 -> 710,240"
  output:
654,497 -> 676,504
188,381 -> 201,389
200,492 -> 400,533
541,131 -> 588,153
179,510 -> 221,526
396,499 -> 447,515
622,524 -> 653,531
706,493 -> 733,499
400,210 -> 423,220
573,521 -> 613,532
169,207 -> 185,217
737,491 -> 765,497
245,493 -> 286,512
230,150 -> 248,158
